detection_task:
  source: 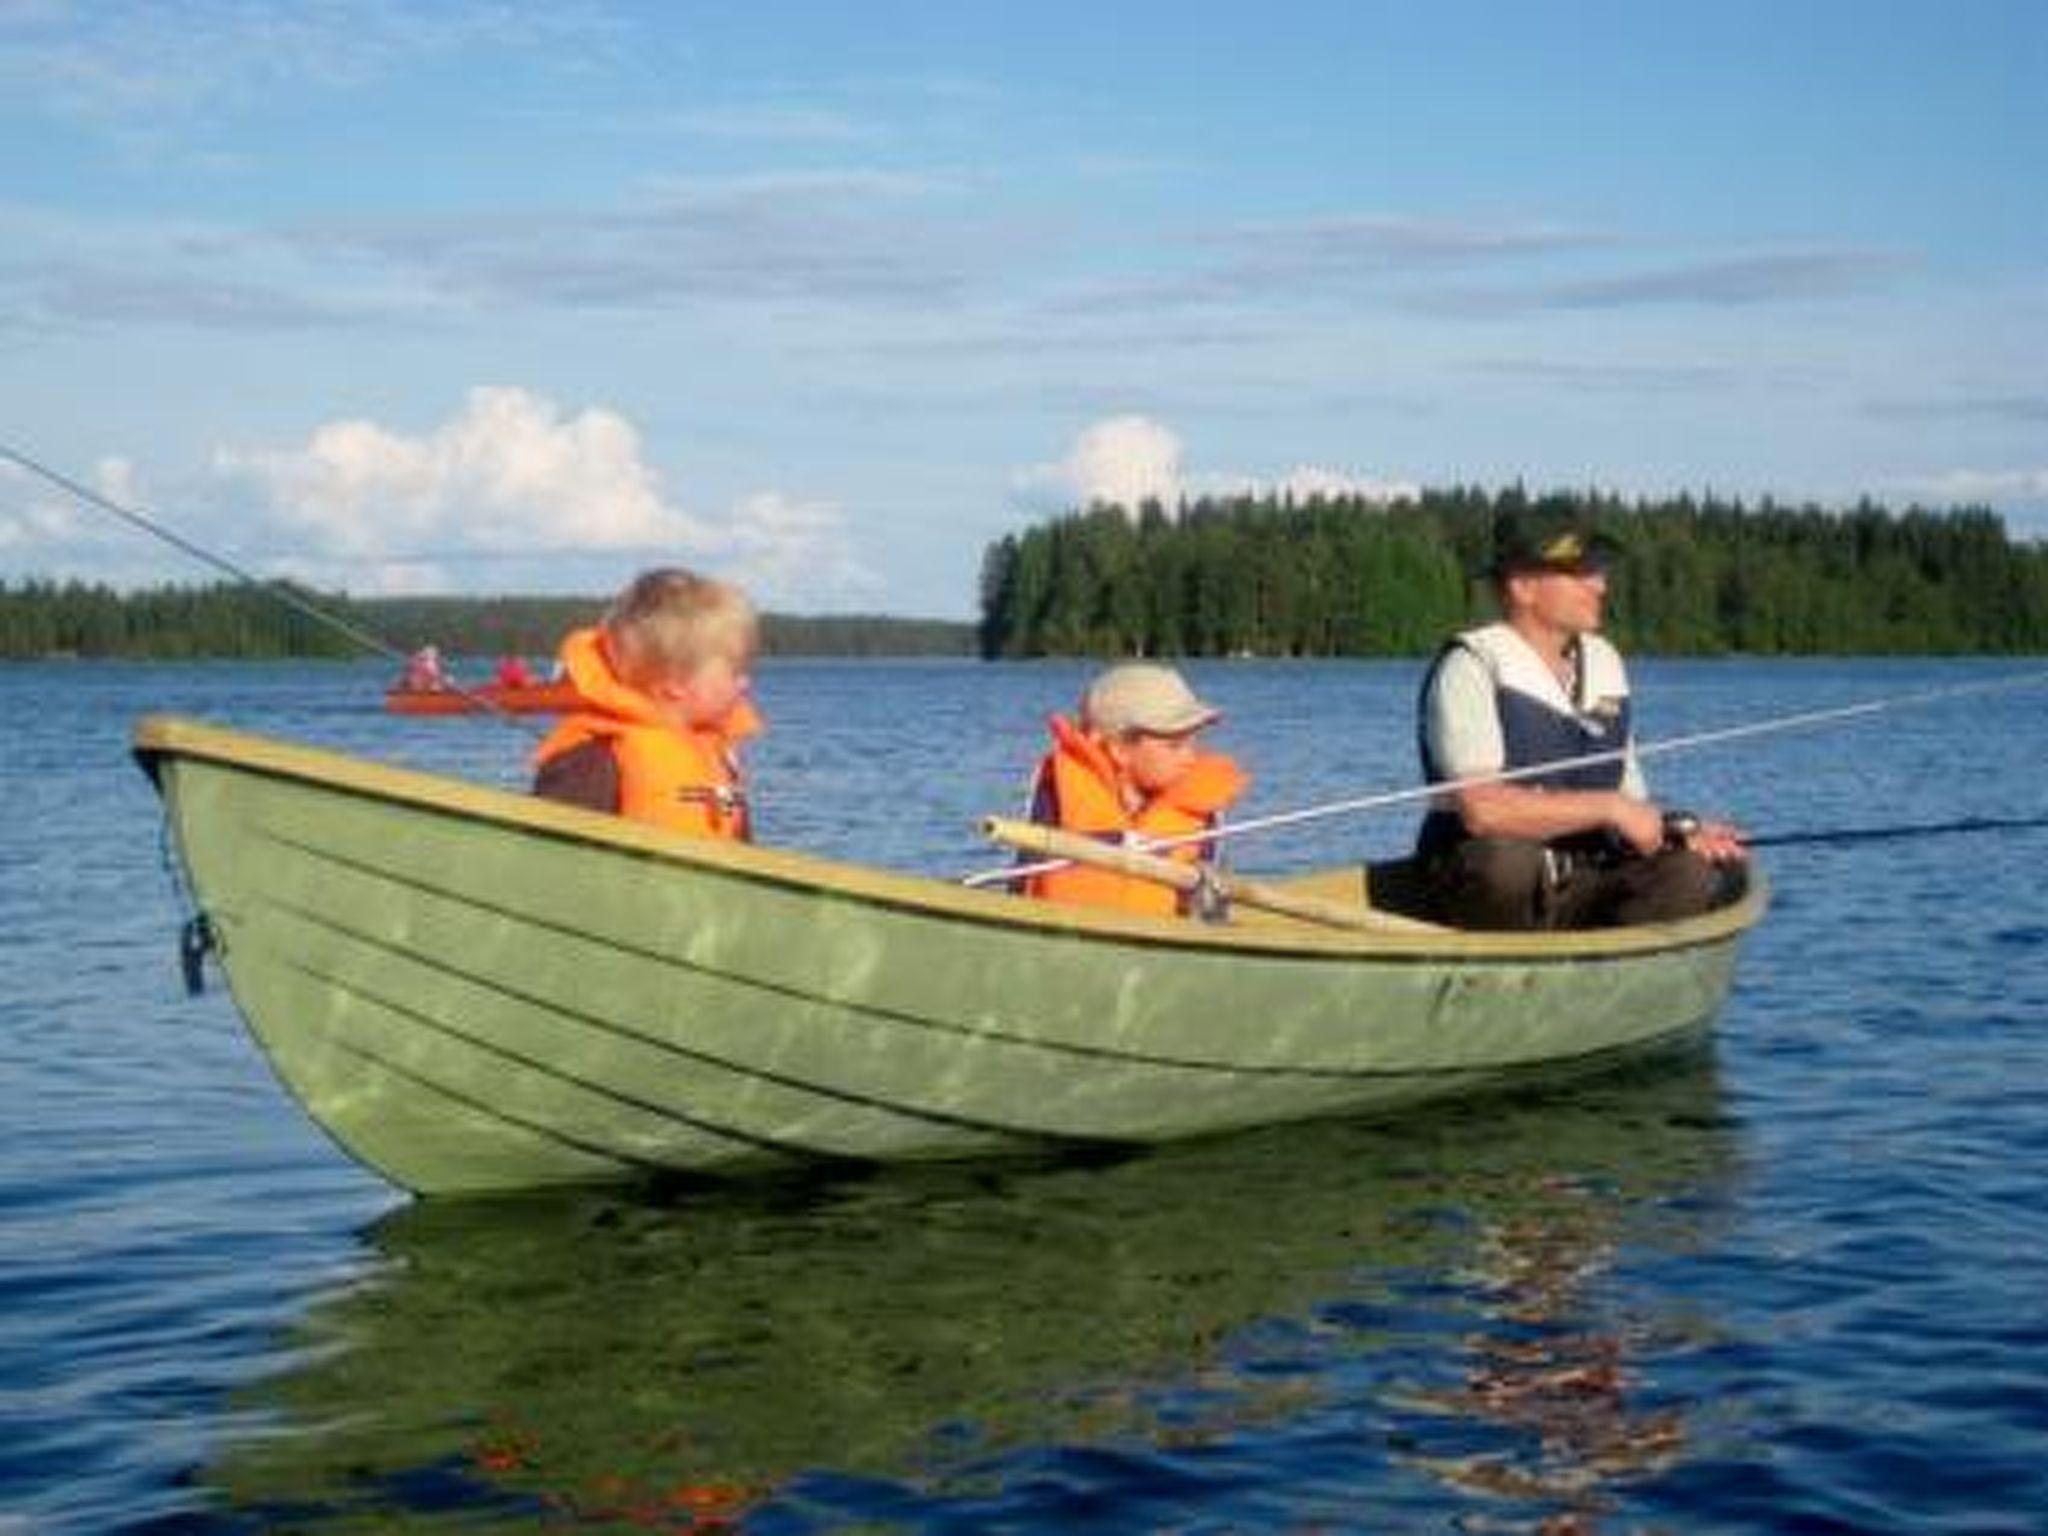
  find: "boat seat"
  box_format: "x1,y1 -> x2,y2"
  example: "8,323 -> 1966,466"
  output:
1226,862 -> 1446,935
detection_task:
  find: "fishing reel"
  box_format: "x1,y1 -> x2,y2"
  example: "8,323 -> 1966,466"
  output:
1661,809 -> 1702,850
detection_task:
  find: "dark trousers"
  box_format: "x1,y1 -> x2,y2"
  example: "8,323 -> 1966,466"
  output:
1423,837 -> 1727,931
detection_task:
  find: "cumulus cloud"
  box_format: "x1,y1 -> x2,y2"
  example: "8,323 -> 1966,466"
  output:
1016,415 -> 1414,517
1016,414 -> 1184,513
212,386 -> 877,604
1267,465 -> 1420,503
217,386 -> 713,559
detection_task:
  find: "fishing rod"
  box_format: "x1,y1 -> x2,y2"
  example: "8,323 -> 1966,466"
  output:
1,442 -> 542,731
965,663 -> 2048,887
1748,814 -> 2048,850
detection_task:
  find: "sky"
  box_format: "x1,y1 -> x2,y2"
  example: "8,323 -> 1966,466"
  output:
1,0 -> 2042,618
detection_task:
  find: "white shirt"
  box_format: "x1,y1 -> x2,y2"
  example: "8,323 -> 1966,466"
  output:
1422,622 -> 1647,798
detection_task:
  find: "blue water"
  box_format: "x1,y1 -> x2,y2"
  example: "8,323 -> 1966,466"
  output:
3,657 -> 2046,1533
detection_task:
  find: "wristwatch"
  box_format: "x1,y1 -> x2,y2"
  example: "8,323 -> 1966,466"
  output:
1661,810 -> 1701,849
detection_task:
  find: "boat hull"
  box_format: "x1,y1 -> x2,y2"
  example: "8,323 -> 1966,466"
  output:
383,680 -> 580,716
135,716 -> 1766,1196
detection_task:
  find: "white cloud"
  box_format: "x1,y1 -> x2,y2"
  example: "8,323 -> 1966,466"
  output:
94,455 -> 142,506
217,386 -> 714,558
1015,415 -> 1414,518
723,490 -> 882,609
208,386 -> 880,605
1016,414 -> 1184,514
3,390 -> 882,604
1268,464 -> 1420,503
1070,415 -> 1182,510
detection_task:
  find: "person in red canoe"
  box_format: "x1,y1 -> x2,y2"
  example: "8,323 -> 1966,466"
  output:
492,654 -> 537,689
397,644 -> 447,691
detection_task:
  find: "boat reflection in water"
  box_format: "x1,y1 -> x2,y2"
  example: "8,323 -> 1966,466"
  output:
1394,1152 -> 1700,1512
207,1052 -> 1744,1531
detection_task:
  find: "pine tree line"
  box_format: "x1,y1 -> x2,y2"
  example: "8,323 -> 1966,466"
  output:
978,488 -> 2048,658
0,579 -> 361,660
0,581 -> 976,661
9,487 -> 2045,662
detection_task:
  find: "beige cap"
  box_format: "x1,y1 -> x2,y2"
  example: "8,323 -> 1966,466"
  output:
1081,662 -> 1220,736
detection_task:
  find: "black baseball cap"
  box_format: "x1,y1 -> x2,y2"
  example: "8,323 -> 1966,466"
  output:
1490,508 -> 1623,576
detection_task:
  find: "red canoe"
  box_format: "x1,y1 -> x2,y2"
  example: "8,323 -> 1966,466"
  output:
383,680 -> 582,717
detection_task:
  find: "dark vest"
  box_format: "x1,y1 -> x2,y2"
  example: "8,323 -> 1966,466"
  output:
1415,631 -> 1632,862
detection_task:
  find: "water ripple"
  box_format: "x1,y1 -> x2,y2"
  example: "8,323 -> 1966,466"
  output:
5,659 -> 2048,1532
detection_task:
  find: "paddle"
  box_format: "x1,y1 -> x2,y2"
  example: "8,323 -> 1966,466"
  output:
980,816 -> 1441,934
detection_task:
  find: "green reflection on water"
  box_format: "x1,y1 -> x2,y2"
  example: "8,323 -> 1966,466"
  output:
209,1050 -> 1742,1530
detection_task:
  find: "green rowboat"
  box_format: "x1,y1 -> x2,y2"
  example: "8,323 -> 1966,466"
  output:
134,715 -> 1766,1197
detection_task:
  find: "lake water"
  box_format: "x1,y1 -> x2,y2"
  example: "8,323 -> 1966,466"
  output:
4,656 -> 2047,1533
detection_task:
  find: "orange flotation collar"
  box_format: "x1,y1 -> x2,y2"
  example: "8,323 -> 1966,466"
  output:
534,627 -> 761,840
1025,714 -> 1246,915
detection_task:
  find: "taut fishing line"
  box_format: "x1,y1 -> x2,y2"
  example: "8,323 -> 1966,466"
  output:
967,652 -> 2048,885
2,442 -> 541,731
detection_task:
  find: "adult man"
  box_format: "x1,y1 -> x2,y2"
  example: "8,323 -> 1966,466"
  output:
1413,509 -> 1745,929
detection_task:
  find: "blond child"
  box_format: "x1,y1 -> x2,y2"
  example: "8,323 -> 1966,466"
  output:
1023,661 -> 1246,916
533,567 -> 761,840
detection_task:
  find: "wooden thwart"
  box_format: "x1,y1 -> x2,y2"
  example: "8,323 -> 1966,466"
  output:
980,816 -> 1442,933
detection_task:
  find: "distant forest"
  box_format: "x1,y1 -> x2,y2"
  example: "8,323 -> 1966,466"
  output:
980,487 -> 2048,658
0,584 -> 976,662
11,485 -> 2047,662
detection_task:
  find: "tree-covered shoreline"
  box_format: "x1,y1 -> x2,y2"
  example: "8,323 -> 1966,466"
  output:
979,487 -> 2048,658
0,583 -> 977,662
10,486 -> 2048,662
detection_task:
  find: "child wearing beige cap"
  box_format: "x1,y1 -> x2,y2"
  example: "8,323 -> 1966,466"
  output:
1021,662 -> 1246,916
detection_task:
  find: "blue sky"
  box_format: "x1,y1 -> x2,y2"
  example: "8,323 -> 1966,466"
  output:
2,0 -> 2042,617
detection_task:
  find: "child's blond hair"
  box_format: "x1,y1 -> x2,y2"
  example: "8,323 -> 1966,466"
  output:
602,567 -> 758,689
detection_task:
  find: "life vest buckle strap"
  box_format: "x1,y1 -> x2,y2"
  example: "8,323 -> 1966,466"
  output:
674,785 -> 747,813
1188,862 -> 1233,925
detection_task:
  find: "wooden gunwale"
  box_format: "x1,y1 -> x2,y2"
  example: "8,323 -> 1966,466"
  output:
132,714 -> 1767,965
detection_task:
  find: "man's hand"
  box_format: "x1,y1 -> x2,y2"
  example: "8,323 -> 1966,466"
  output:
1610,795 -> 1667,857
1686,818 -> 1748,864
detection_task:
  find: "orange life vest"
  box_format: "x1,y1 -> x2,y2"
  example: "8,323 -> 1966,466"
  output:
1024,714 -> 1246,916
533,627 -> 760,841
